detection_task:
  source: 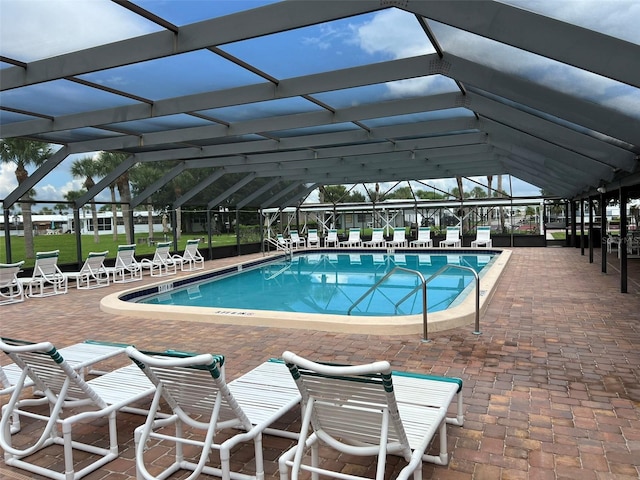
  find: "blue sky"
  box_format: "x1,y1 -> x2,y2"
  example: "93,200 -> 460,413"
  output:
1,0 -> 639,204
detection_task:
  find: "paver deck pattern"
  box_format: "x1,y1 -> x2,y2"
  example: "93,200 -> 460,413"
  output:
1,247 -> 639,480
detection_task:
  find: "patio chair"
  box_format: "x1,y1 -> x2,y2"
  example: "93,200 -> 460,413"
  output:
0,261 -> 25,305
63,251 -> 110,289
20,250 -> 68,297
471,226 -> 492,248
439,226 -> 461,248
627,232 -> 640,256
339,228 -> 362,247
140,241 -> 178,277
0,338 -> 129,434
279,351 -> 464,480
324,228 -> 339,247
273,233 -> 292,252
386,228 -> 407,248
364,228 -> 385,247
289,230 -> 306,249
106,244 -> 143,283
126,347 -> 301,480
410,227 -> 433,248
172,238 -> 205,271
0,338 -> 154,480
307,229 -> 320,248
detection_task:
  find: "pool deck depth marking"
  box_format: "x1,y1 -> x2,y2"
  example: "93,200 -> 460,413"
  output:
100,249 -> 511,335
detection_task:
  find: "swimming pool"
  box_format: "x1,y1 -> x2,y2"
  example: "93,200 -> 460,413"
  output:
101,249 -> 511,335
137,252 -> 492,316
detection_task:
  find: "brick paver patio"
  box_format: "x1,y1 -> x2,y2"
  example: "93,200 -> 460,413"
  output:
1,247 -> 639,480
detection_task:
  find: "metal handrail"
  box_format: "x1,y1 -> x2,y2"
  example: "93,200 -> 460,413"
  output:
347,263 -> 482,342
264,237 -> 293,260
347,266 -> 429,341
428,264 -> 481,335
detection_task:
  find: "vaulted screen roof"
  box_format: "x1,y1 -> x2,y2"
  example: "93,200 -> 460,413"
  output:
1,0 -> 639,209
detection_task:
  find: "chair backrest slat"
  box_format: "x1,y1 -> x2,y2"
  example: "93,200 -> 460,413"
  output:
0,261 -> 23,286
283,352 -> 409,449
1,338 -> 105,407
116,244 -> 138,267
392,229 -> 405,241
476,226 -> 491,241
127,348 -> 252,429
446,227 -> 460,241
33,250 -> 61,277
417,227 -> 431,241
81,251 -> 108,274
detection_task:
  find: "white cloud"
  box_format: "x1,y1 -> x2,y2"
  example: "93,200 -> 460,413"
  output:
355,8 -> 435,59
505,0 -> 640,45
0,0 -> 158,62
0,163 -> 18,198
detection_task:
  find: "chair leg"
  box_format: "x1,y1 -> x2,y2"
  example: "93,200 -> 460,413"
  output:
254,433 -> 265,480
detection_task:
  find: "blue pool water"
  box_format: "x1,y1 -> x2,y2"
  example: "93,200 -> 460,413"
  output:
138,252 -> 494,316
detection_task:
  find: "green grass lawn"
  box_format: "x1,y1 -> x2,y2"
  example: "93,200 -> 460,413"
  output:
1,233 -> 239,267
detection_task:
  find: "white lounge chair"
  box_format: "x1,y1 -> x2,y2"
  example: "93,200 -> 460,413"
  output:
20,250 -> 67,297
439,226 -> 461,248
306,229 -> 320,248
324,228 -> 339,247
276,233 -> 290,251
410,227 -> 433,248
0,338 -> 129,434
0,338 -> 154,480
140,241 -> 178,277
364,228 -> 385,247
0,261 -> 25,305
279,351 -> 464,480
471,226 -> 492,248
106,244 -> 143,283
126,348 -> 301,480
289,230 -> 306,249
339,228 -> 362,247
63,251 -> 110,289
386,228 -> 407,248
172,238 -> 205,271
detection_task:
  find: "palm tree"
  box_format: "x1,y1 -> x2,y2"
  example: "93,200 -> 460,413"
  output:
71,156 -> 100,243
0,138 -> 53,258
54,203 -> 68,215
64,190 -> 87,233
95,151 -> 131,242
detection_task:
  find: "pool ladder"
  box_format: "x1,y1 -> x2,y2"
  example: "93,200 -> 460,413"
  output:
347,265 -> 481,342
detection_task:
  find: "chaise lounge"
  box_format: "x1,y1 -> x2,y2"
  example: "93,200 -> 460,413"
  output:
279,351 -> 464,480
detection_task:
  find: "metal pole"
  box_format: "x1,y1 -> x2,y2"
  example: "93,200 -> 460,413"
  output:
421,280 -> 429,343
473,273 -> 481,335
601,192 -> 607,273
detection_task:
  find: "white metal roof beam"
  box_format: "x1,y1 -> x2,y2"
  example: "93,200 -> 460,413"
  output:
260,181 -> 304,209
205,173 -> 258,210
167,169 -> 227,209
0,0 -> 382,90
406,0 -> 640,88
466,91 -> 637,171
3,147 -> 69,206
441,54 -> 640,146
177,133 -> 487,170
482,119 -> 615,181
236,177 -> 282,209
276,183 -> 320,209
1,53 -> 443,139
77,154 -> 137,206
129,162 -> 188,208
